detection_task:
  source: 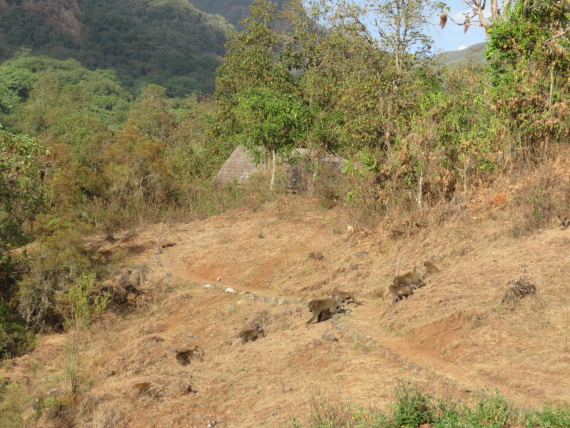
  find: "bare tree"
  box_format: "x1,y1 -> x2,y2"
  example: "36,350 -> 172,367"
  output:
367,0 -> 439,76
440,0 -> 505,33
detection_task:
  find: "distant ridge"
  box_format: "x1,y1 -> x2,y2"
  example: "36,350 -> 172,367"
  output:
435,42 -> 487,67
190,0 -> 287,29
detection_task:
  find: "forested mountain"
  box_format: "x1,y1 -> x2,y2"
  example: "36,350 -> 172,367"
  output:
189,0 -> 286,28
0,0 -> 237,95
435,42 -> 486,67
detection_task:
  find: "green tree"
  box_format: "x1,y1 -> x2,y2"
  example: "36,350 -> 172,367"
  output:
213,0 -> 298,168
485,0 -> 570,163
0,65 -> 36,116
127,84 -> 175,142
364,0 -> 439,77
0,131 -> 50,250
234,87 -> 310,188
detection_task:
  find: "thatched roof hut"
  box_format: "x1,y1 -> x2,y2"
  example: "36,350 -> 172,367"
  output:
214,145 -> 344,189
214,145 -> 260,184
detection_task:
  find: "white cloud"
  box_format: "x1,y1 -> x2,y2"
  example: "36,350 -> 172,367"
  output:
452,12 -> 469,22
458,45 -> 467,50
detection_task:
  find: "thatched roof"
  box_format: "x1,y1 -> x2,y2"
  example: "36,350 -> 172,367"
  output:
214,145 -> 261,184
214,145 -> 344,188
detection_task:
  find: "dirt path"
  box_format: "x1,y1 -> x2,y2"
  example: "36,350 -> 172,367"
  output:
159,249 -> 487,400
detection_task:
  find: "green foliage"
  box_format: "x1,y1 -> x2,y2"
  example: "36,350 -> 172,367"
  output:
0,64 -> 36,115
391,380 -> 434,427
56,272 -> 109,330
485,0 -> 570,163
366,0 -> 439,76
169,96 -> 230,180
234,87 -> 310,163
0,130 -> 51,248
6,56 -> 133,130
0,0 -> 233,95
0,7 -> 74,57
16,214 -> 103,331
215,0 -> 294,107
524,405 -> 570,428
190,0 -> 287,29
467,391 -> 517,427
0,382 -> 25,428
127,84 -> 175,141
76,0 -> 231,94
0,299 -> 35,360
300,381 -> 570,427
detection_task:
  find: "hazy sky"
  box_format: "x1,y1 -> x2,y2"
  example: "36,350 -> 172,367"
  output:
351,0 -> 489,53
430,1 -> 488,53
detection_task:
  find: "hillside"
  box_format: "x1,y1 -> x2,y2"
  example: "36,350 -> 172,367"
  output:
189,0 -> 287,29
435,42 -> 487,68
0,0 -> 235,94
2,183 -> 569,426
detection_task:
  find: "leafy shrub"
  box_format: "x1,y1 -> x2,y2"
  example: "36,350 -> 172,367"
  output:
391,380 -> 434,427
0,299 -> 35,359
524,406 -> 570,428
466,391 -> 519,427
16,215 -> 105,331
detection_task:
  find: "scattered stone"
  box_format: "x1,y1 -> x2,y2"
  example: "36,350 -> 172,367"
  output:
132,368 -> 141,374
47,388 -> 63,397
309,339 -> 323,347
180,294 -> 190,300
225,287 -> 236,293
188,333 -> 199,339
282,385 -> 293,393
350,263 -> 363,270
204,283 -> 213,289
107,370 -> 117,377
352,251 -> 369,257
217,277 -> 222,282
322,330 -> 341,342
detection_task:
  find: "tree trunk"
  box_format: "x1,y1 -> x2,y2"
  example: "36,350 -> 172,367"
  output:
270,149 -> 276,191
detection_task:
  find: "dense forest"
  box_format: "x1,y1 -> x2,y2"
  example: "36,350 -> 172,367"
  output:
0,0 -> 234,95
1,0 -> 570,424
190,0 -> 286,28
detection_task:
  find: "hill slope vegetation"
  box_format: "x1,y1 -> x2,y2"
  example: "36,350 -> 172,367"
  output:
2,189 -> 569,426
0,0 -> 235,94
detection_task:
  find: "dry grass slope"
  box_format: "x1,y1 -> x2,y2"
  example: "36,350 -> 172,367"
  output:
2,187 -> 570,426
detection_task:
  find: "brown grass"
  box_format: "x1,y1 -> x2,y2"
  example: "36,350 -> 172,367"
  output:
3,160 -> 570,427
